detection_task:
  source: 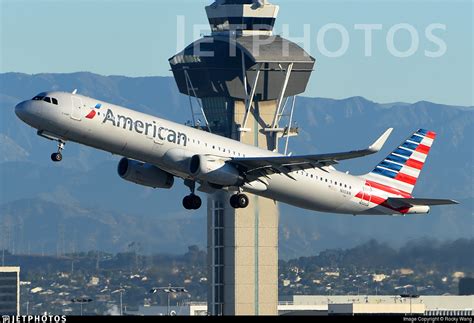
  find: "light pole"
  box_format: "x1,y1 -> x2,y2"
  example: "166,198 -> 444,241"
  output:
71,298 -> 92,316
112,288 -> 125,316
399,294 -> 420,315
149,285 -> 188,316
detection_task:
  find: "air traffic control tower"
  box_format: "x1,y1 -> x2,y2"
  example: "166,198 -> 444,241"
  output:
169,0 -> 315,315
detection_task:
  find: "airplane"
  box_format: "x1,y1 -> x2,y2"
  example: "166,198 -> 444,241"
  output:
14,91 -> 458,215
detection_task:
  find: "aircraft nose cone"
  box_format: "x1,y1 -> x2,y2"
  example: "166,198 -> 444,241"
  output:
15,101 -> 27,121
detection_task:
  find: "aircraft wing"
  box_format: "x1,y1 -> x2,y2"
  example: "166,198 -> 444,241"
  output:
230,128 -> 393,176
385,197 -> 459,209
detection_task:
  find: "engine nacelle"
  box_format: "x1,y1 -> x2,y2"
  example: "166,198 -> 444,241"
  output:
117,158 -> 174,189
405,205 -> 430,214
190,154 -> 243,187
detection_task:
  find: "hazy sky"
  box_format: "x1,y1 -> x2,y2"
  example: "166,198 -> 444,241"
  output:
1,0 -> 472,106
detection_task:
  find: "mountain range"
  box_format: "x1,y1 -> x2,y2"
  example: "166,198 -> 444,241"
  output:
0,72 -> 472,259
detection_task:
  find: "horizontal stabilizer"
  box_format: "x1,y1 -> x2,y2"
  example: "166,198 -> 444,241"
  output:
386,197 -> 459,209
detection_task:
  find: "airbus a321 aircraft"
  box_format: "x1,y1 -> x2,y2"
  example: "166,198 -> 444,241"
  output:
15,91 -> 458,215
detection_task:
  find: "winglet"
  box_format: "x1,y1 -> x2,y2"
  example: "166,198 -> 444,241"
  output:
368,128 -> 393,153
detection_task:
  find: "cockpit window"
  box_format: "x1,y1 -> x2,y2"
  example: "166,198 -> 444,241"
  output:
32,96 -> 45,101
52,98 -> 58,105
43,97 -> 51,103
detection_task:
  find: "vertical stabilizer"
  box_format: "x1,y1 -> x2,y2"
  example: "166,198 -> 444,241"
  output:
364,129 -> 436,196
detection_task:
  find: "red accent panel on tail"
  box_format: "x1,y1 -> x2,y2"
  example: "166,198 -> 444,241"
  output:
426,131 -> 436,139
395,172 -> 417,185
366,180 -> 412,198
415,144 -> 430,154
405,158 -> 424,170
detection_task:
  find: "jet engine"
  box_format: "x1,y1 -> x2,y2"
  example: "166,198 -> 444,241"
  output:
189,154 -> 244,187
117,158 -> 174,189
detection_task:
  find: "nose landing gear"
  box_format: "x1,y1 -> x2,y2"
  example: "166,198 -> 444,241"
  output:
51,140 -> 65,162
230,193 -> 249,209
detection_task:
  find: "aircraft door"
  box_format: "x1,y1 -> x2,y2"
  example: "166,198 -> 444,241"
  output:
71,96 -> 83,121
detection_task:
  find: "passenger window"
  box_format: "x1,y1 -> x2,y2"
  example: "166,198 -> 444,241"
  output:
335,181 -> 337,185
325,179 -> 328,182
52,98 -> 58,105
43,97 -> 51,103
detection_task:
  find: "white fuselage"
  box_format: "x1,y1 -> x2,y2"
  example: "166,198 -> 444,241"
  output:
15,91 -> 403,215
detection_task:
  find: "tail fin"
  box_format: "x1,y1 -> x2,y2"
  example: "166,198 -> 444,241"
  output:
364,129 -> 436,196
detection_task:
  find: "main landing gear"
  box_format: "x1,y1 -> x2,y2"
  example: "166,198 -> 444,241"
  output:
183,179 -> 202,210
182,194 -> 202,210
51,140 -> 65,162
230,193 -> 249,209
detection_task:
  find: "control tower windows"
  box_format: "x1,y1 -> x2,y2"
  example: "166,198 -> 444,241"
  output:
209,17 -> 275,32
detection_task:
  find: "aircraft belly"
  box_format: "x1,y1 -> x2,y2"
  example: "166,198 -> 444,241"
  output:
263,173 -> 345,212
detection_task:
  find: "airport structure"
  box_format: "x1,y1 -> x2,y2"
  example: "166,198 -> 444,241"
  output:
0,266 -> 20,315
126,295 -> 474,316
169,0 -> 315,315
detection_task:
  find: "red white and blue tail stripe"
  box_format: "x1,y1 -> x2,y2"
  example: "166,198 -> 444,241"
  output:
364,129 -> 436,196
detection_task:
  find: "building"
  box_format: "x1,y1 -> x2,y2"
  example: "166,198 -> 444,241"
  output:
328,303 -> 425,316
126,303 -> 208,316
0,266 -> 20,315
125,295 -> 473,316
279,295 -> 474,316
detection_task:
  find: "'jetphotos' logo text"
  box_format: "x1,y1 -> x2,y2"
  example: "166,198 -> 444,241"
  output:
100,108 -> 188,147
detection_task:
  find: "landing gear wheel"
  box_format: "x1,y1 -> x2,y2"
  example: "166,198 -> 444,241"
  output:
190,195 -> 202,210
230,194 -> 249,209
237,194 -> 249,208
51,140 -> 66,162
51,152 -> 62,162
230,194 -> 240,208
183,195 -> 192,210
183,194 -> 202,210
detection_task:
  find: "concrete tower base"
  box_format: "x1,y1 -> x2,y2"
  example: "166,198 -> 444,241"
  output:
207,100 -> 279,315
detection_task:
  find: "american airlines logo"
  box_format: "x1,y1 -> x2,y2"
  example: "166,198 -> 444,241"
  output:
101,108 -> 188,146
85,103 -> 102,119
